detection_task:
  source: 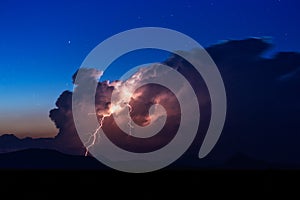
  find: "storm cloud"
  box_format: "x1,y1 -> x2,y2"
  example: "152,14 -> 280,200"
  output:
0,37 -> 299,167
48,37 -> 300,164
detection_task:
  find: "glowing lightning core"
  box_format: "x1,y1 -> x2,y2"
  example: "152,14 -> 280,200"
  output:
83,77 -> 142,156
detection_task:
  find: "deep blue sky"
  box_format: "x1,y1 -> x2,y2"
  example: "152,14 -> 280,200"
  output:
0,0 -> 299,138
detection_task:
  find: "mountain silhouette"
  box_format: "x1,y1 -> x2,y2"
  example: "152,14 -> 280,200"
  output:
0,147 -> 297,170
0,148 -> 106,170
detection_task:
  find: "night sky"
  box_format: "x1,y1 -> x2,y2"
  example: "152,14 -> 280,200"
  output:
0,0 -> 299,139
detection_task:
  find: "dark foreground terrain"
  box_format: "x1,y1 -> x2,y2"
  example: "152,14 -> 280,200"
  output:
0,148 -> 299,170
0,148 -> 298,195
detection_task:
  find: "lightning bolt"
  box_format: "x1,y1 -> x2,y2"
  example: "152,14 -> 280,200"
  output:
84,100 -> 134,156
125,103 -> 134,136
84,115 -> 106,156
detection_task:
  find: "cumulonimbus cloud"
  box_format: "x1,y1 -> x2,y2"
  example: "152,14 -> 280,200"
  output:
50,37 -> 300,164
0,37 -> 299,167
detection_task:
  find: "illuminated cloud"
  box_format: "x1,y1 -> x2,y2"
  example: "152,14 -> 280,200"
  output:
41,37 -> 300,161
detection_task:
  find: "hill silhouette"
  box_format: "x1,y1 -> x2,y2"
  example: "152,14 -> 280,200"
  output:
0,148 -> 105,170
0,148 -> 298,170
